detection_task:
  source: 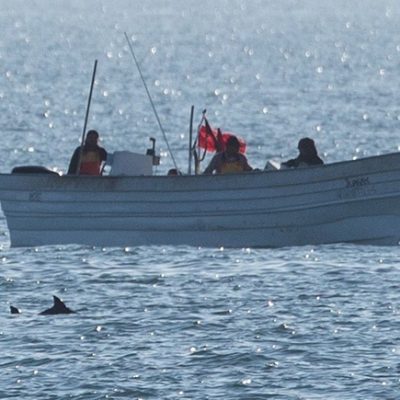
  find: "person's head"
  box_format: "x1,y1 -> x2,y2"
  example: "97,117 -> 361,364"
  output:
167,168 -> 179,176
298,137 -> 318,158
225,136 -> 240,155
85,130 -> 99,146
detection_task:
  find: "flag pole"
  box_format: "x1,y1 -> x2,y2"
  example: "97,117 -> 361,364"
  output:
193,109 -> 207,175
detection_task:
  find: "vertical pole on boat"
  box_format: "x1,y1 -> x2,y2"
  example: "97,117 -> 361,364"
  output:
188,105 -> 194,175
194,109 -> 207,175
76,59 -> 98,175
124,32 -> 179,171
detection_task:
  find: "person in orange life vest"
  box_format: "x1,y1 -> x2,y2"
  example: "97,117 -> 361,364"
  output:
203,135 -> 253,175
68,130 -> 107,175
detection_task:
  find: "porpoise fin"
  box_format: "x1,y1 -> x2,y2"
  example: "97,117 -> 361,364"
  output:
10,305 -> 21,314
53,295 -> 64,307
39,295 -> 75,315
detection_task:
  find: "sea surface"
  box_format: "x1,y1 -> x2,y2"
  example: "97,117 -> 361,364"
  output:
1,1 -> 400,399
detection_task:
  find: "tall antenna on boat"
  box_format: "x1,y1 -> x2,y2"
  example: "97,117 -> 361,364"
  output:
188,105 -> 194,175
124,32 -> 178,171
77,59 -> 98,175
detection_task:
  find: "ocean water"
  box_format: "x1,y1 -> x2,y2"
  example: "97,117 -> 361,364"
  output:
1,1 -> 400,398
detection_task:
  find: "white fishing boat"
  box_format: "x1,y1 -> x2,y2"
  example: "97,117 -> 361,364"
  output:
0,151 -> 399,248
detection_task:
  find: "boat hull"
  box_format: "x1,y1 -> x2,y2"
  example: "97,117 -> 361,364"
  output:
1,152 -> 400,247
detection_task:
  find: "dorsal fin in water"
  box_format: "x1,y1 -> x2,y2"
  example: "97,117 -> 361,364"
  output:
10,305 -> 21,314
39,295 -> 75,315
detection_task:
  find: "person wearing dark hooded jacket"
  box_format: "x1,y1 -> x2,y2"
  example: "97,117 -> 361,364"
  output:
282,137 -> 323,168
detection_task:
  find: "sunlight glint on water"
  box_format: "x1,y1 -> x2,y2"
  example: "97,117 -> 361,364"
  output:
1,1 -> 400,398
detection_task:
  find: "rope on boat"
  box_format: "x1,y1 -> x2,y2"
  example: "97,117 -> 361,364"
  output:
124,32 -> 179,171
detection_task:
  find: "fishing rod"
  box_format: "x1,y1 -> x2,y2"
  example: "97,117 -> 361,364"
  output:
76,59 -> 98,175
124,32 -> 179,171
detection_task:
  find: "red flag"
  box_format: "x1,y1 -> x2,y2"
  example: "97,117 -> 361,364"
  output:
198,125 -> 246,154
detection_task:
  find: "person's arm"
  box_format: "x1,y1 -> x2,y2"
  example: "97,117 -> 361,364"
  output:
67,147 -> 80,175
239,154 -> 252,171
203,155 -> 219,175
243,155 -> 253,171
281,158 -> 298,168
100,148 -> 107,162
99,148 -> 108,175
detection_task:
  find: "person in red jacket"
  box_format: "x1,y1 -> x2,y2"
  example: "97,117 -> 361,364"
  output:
68,130 -> 107,175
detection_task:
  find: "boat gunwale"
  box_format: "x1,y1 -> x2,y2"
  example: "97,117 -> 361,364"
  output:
0,152 -> 398,193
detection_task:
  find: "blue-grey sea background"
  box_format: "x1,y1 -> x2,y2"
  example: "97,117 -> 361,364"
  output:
2,1 -> 400,399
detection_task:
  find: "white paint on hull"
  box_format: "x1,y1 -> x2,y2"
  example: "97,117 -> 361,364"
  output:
1,152 -> 400,247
